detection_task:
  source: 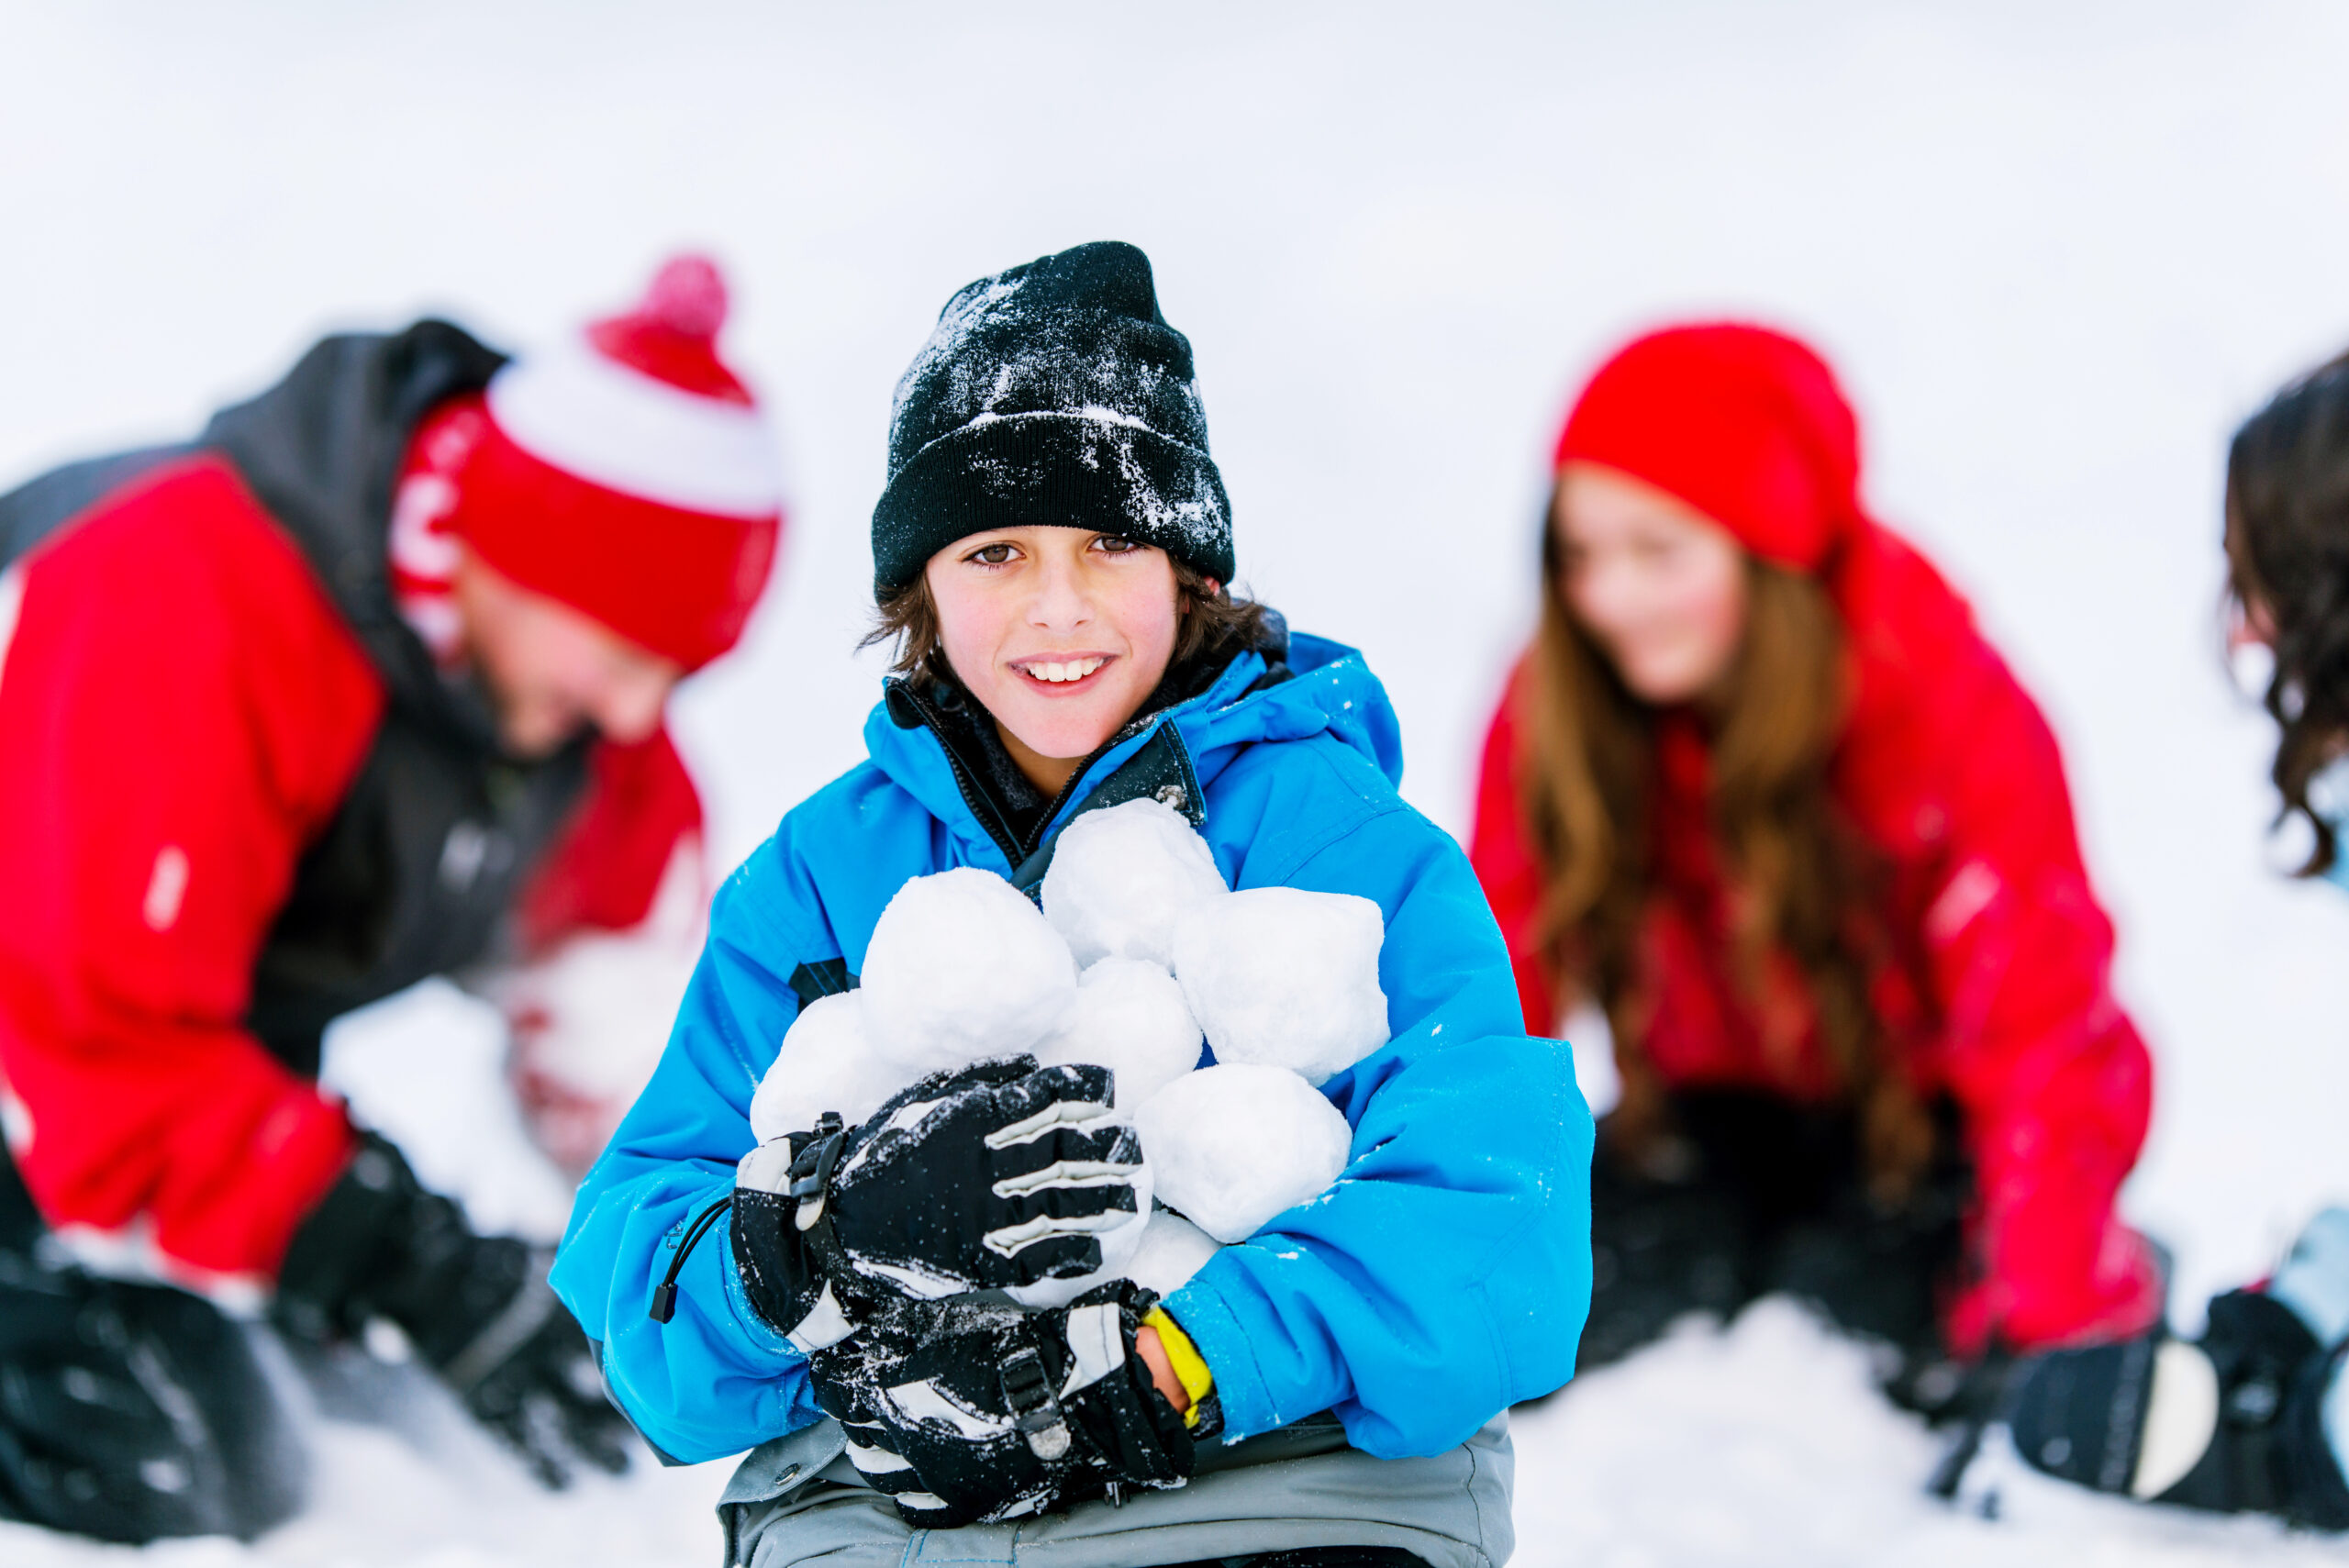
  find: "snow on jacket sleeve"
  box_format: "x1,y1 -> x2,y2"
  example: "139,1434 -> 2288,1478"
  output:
550,830 -> 829,1463
1166,738 -> 1595,1458
0,460 -> 375,1289
1467,664 -> 1559,1038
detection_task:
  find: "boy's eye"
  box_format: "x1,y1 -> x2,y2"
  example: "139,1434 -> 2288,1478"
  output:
1094,536 -> 1141,555
969,543 -> 1017,565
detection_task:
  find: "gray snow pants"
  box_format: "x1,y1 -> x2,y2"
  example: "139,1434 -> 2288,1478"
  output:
718,1410 -> 1515,1568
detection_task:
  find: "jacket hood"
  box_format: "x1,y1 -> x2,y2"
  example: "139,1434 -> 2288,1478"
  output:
203,320 -> 510,742
863,627 -> 1404,878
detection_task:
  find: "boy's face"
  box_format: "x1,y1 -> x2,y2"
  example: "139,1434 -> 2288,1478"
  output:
452,548 -> 683,758
925,526 -> 1181,789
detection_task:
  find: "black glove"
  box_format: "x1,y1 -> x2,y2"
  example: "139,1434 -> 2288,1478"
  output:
276,1132 -> 631,1488
0,1257 -> 304,1543
809,1280 -> 1191,1527
731,1055 -> 1142,1343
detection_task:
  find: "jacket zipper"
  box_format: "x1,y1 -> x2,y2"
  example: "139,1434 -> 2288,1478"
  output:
887,682 -> 1163,867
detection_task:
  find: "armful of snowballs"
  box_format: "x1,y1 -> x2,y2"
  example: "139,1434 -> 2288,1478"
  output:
729,798 -> 1391,1526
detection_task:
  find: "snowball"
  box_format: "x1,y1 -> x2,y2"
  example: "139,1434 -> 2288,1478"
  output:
1032,958 -> 1204,1107
858,867 -> 1078,1077
1172,887 -> 1389,1084
1003,1156 -> 1156,1309
749,992 -> 901,1142
1133,1063 -> 1353,1244
1042,798 -> 1227,969
1122,1209 -> 1223,1297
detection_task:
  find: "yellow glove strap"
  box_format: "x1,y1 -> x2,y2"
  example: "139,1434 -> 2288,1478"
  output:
1142,1306 -> 1215,1428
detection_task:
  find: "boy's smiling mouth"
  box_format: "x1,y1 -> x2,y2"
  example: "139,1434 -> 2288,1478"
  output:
1010,653 -> 1113,689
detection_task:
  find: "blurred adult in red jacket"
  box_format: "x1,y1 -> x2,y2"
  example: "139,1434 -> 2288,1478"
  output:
0,257 -> 780,1541
1470,324 -> 2160,1394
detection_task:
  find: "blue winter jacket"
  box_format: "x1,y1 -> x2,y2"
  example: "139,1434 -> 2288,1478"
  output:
551,633 -> 1595,1467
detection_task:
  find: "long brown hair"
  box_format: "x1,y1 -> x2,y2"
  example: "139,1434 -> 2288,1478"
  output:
1516,520 -> 1932,1202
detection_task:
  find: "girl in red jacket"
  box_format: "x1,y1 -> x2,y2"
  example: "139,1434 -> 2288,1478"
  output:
1469,323 -> 2162,1394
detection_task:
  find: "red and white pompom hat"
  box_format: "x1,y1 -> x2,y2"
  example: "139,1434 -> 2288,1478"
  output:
403,254 -> 785,672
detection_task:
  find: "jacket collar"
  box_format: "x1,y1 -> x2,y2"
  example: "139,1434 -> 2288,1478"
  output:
862,617 -> 1403,881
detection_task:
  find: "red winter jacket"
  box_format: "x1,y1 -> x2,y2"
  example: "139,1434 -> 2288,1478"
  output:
0,456 -> 697,1298
1471,522 -> 2160,1355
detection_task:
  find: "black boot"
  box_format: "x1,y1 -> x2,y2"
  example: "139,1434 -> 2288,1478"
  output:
2279,1342 -> 2349,1530
1989,1288 -> 2345,1524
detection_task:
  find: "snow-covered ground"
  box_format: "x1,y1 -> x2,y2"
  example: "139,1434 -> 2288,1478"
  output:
1510,1301 -> 2349,1568
6,1 -> 2349,1561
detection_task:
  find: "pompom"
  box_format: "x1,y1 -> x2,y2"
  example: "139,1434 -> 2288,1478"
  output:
640,252 -> 728,339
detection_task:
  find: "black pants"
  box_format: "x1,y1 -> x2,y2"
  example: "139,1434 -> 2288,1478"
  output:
0,1149 -> 303,1543
1574,1090 -> 1975,1415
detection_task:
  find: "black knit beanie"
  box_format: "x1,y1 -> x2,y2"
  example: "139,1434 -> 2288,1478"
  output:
871,240 -> 1234,599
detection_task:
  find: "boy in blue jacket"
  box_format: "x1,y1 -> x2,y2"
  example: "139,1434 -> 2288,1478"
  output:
552,240 -> 1593,1568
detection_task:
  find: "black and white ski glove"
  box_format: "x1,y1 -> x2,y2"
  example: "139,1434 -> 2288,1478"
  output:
813,1280 -> 1192,1527
730,1055 -> 1143,1347
276,1132 -> 632,1488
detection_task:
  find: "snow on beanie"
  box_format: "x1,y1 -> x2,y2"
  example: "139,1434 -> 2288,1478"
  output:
1553,323 -> 1864,574
870,240 -> 1233,599
437,254 -> 784,670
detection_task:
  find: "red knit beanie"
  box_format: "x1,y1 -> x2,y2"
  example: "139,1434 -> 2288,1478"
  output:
440,255 -> 784,671
1553,323 -> 1864,574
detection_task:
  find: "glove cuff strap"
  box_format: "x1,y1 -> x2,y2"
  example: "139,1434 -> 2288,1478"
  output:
1002,1346 -> 1074,1461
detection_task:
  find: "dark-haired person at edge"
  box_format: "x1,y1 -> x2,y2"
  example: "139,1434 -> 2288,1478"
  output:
0,258 -> 783,1541
555,241 -> 1588,1568
1940,352 -> 2349,1529
1468,324 -> 2164,1419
